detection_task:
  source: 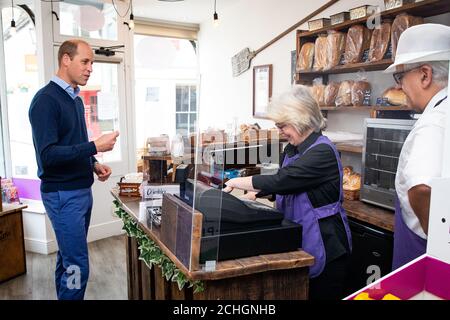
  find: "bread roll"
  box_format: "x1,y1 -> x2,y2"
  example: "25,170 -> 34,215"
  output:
351,81 -> 371,106
391,14 -> 423,59
344,25 -> 372,64
335,80 -> 354,107
325,30 -> 346,70
324,82 -> 341,106
369,22 -> 391,62
344,174 -> 361,191
297,42 -> 315,71
382,87 -> 408,106
313,35 -> 328,71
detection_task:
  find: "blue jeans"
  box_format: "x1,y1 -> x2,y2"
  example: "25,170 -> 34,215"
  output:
41,188 -> 93,300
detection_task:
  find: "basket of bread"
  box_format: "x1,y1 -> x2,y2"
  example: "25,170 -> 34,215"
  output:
343,166 -> 361,201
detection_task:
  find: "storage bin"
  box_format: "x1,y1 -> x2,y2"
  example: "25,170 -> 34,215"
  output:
308,18 -> 331,31
350,5 -> 378,20
384,0 -> 415,10
330,11 -> 350,25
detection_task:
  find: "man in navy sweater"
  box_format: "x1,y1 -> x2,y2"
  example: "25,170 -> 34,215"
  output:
29,39 -> 119,300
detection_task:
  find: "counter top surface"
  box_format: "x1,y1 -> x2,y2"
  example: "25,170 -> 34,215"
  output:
111,189 -> 314,281
343,199 -> 394,232
0,203 -> 28,217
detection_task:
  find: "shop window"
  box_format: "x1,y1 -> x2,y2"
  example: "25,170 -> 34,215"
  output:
58,0 -> 118,41
133,34 -> 198,149
175,85 -> 197,135
1,6 -> 39,179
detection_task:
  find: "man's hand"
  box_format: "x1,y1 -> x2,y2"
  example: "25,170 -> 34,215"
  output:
94,131 -> 119,152
94,163 -> 112,182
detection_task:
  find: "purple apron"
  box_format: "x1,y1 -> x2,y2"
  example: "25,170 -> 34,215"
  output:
276,135 -> 352,278
392,198 -> 427,270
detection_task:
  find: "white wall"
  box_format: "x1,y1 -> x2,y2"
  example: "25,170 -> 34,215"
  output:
197,0 -> 450,173
197,0 -> 387,131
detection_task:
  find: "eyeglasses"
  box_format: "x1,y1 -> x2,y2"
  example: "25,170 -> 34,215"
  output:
393,65 -> 423,85
275,123 -> 287,130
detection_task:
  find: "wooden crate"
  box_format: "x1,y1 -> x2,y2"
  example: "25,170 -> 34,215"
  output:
0,206 -> 26,283
118,182 -> 141,197
344,189 -> 360,201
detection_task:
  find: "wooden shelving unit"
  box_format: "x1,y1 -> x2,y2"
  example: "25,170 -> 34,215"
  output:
320,105 -> 410,111
297,0 -> 450,39
298,59 -> 393,76
295,0 -> 450,83
336,143 -> 363,154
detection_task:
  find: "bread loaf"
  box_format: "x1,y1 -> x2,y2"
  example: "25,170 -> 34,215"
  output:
324,82 -> 341,106
343,166 -> 361,191
313,35 -> 328,71
335,80 -> 354,106
391,14 -> 423,59
344,174 -> 361,191
311,84 -> 326,106
325,30 -> 346,70
351,81 -> 371,106
382,87 -> 408,106
369,21 -> 391,62
344,25 -> 372,64
297,42 -> 315,71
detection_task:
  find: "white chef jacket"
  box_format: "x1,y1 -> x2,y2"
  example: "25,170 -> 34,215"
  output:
395,87 -> 448,239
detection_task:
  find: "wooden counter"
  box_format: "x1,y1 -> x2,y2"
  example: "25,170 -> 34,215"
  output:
112,190 -> 314,300
343,200 -> 394,232
0,203 -> 27,283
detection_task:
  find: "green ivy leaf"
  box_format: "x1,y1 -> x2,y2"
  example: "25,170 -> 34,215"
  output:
114,201 -> 205,293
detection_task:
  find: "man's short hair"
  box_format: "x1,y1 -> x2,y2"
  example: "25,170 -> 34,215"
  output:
57,39 -> 90,67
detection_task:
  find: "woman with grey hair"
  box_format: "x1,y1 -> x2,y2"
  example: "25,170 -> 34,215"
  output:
224,85 -> 352,300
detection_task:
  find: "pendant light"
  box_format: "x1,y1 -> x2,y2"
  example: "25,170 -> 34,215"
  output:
128,0 -> 135,30
10,0 -> 16,35
213,0 -> 219,27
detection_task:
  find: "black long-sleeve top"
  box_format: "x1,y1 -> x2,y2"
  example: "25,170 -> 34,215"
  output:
252,132 -> 350,263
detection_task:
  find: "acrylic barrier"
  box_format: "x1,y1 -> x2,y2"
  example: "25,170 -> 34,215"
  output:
140,130 -> 298,272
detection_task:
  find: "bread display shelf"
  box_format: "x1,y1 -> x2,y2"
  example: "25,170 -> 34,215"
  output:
297,0 -> 450,39
298,59 -> 393,76
336,143 -> 363,154
320,105 -> 409,111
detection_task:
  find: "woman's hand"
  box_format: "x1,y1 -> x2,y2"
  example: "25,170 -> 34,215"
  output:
241,191 -> 257,201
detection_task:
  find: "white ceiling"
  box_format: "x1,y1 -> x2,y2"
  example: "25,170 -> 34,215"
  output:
132,0 -> 240,24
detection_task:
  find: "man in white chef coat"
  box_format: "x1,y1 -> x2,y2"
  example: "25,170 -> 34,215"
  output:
384,23 -> 450,270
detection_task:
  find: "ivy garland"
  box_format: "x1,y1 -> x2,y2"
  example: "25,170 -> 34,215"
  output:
113,200 -> 205,293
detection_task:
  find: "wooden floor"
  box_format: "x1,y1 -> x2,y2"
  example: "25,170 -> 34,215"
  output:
0,235 -> 127,300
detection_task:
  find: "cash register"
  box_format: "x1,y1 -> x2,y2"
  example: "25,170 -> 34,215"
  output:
179,179 -> 302,262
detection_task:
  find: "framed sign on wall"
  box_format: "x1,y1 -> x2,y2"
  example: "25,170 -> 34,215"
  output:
253,64 -> 273,118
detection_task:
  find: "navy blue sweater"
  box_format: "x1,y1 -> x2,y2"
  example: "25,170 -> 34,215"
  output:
29,81 -> 98,192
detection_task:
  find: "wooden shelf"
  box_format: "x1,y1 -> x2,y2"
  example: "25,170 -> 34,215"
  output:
298,59 -> 393,76
343,199 -> 394,232
320,105 -> 410,112
336,143 -> 363,154
297,0 -> 450,39
295,0 -> 450,78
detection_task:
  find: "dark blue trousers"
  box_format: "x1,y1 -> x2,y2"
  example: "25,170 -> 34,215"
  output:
42,188 -> 93,300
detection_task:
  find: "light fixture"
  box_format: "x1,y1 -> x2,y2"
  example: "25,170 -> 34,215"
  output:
10,0 -> 16,35
213,0 -> 219,27
123,0 -> 135,30
129,0 -> 135,30
129,12 -> 135,30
